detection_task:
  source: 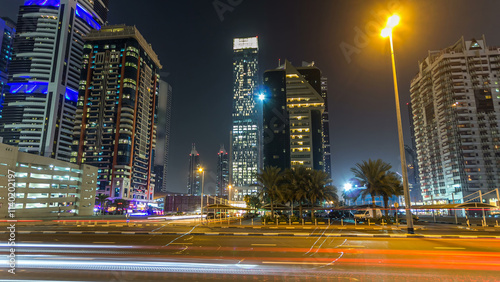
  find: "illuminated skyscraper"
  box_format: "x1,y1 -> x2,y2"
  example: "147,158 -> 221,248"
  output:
217,145 -> 229,196
0,0 -> 108,161
187,144 -> 201,195
0,17 -> 16,119
410,36 -> 500,204
73,25 -> 162,202
321,76 -> 332,179
231,36 -> 260,188
154,77 -> 172,193
263,60 -> 325,171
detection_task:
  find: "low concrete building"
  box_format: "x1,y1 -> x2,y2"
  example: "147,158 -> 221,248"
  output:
0,143 -> 97,218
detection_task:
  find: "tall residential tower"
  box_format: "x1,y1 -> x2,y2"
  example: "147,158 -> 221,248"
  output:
231,36 -> 260,188
410,36 -> 500,205
73,25 -> 162,202
0,0 -> 108,161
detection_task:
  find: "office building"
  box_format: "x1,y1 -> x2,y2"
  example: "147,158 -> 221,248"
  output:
216,145 -> 229,196
154,77 -> 172,193
187,143 -> 201,195
0,143 -> 97,218
410,36 -> 500,205
73,25 -> 162,203
321,76 -> 332,179
0,17 -> 16,119
231,36 -> 260,189
0,0 -> 108,161
263,60 -> 325,171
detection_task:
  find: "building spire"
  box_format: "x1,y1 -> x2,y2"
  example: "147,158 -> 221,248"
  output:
190,143 -> 198,155
219,144 -> 227,154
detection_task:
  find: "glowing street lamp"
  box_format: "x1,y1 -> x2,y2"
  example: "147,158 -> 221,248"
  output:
258,93 -> 265,101
343,183 -> 353,191
381,14 -> 414,234
199,167 -> 205,223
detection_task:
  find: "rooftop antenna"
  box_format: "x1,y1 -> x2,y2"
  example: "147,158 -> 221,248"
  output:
278,58 -> 281,67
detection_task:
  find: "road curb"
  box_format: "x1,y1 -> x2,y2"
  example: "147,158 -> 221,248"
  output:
2,230 -> 500,239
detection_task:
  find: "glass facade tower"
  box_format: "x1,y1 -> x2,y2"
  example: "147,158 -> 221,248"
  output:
0,0 -> 108,161
231,37 -> 260,188
187,144 -> 201,195
263,60 -> 325,172
217,145 -> 229,196
0,17 -> 16,119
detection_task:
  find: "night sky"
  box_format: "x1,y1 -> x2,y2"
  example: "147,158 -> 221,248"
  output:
3,0 -> 500,194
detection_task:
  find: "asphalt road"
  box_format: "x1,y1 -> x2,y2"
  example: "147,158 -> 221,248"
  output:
1,227 -> 500,281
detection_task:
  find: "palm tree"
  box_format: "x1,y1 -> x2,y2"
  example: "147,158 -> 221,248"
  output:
379,172 -> 404,216
256,166 -> 283,219
351,159 -> 392,208
282,167 -> 310,219
244,195 -> 262,210
305,170 -> 339,220
96,194 -> 110,216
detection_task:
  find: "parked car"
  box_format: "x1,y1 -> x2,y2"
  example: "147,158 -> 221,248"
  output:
243,212 -> 257,219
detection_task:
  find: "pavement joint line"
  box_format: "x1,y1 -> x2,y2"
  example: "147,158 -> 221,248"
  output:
234,233 -> 249,236
95,231 -> 108,234
205,233 -> 220,235
121,232 -> 135,235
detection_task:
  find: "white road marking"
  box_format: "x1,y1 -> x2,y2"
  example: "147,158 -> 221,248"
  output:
251,243 -> 276,247
337,245 -> 365,248
434,247 -> 466,250
262,261 -> 327,265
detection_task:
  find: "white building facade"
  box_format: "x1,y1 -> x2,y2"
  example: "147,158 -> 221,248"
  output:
0,143 -> 97,218
410,36 -> 500,205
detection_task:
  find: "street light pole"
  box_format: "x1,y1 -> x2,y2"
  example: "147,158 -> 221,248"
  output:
199,168 -> 205,223
382,15 -> 414,234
